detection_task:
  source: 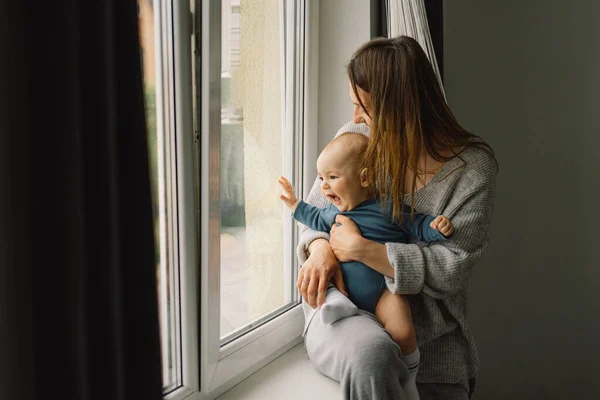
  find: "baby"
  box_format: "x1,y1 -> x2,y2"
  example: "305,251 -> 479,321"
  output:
278,132 -> 454,399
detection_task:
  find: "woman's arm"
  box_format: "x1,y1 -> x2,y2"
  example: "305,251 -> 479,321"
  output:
355,239 -> 394,276
332,212 -> 452,279
332,170 -> 496,300
380,177 -> 495,299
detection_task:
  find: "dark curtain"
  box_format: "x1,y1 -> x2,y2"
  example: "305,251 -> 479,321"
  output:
424,0 -> 444,81
1,1 -> 163,400
370,0 -> 388,38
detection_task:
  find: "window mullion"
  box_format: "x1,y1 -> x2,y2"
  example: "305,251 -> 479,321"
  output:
197,0 -> 222,394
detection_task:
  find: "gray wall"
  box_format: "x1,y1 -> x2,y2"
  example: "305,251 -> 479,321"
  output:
318,0 -> 370,152
444,1 -> 600,398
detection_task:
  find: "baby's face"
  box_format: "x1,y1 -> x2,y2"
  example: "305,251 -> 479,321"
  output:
316,148 -> 368,212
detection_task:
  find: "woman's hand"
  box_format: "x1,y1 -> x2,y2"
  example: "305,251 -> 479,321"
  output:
297,239 -> 348,309
330,215 -> 365,262
332,214 -> 396,277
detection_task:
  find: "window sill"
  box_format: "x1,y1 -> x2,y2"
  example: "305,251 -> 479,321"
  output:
216,343 -> 341,400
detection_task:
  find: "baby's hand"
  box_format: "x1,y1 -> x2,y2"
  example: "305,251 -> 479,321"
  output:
278,176 -> 299,211
430,215 -> 454,237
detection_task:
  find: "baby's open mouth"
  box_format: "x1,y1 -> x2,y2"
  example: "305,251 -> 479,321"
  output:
327,194 -> 341,203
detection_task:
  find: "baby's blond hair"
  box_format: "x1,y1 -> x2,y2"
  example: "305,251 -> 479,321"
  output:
323,132 -> 368,172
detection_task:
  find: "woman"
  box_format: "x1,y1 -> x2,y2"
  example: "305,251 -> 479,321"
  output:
297,36 -> 497,400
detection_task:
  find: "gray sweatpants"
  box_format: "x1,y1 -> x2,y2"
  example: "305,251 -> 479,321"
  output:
302,302 -> 470,400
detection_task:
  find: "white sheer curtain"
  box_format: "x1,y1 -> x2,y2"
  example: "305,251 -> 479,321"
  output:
386,0 -> 445,97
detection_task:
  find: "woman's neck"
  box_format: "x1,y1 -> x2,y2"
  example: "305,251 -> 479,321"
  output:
417,147 -> 455,171
405,148 -> 454,192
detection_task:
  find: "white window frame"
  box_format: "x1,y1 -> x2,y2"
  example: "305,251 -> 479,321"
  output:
159,1 -> 320,399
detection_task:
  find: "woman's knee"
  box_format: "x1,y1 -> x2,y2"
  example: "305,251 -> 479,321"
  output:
304,313 -> 406,385
344,333 -> 404,380
339,334 -> 408,400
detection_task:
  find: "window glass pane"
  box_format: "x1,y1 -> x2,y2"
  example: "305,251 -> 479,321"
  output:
220,0 -> 290,339
139,0 -> 180,392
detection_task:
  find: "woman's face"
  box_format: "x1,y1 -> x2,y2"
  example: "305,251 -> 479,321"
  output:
349,81 -> 372,127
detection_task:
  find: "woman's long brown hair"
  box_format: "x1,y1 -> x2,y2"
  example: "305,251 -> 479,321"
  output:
347,36 -> 497,223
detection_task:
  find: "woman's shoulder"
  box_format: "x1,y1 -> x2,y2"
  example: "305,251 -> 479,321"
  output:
460,145 -> 497,172
439,145 -> 497,187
